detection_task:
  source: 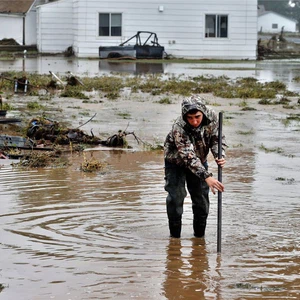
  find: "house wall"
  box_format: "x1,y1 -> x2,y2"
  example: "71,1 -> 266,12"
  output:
0,15 -> 23,44
38,0 -> 258,60
258,13 -> 297,33
36,0 -> 73,53
25,11 -> 37,45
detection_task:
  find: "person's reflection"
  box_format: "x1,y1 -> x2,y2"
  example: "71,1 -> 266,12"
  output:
163,238 -> 209,299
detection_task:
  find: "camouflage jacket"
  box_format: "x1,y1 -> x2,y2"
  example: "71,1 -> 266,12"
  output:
164,95 -> 227,179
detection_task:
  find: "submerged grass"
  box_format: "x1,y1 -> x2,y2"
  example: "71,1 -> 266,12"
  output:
236,129 -> 255,135
14,151 -> 69,168
1,72 -> 298,101
27,101 -> 45,110
80,153 -> 106,172
156,96 -> 172,104
259,144 -> 284,154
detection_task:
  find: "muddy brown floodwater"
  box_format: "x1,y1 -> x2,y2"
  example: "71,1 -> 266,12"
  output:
0,65 -> 300,299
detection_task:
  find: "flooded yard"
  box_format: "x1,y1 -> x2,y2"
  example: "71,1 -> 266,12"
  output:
0,58 -> 300,299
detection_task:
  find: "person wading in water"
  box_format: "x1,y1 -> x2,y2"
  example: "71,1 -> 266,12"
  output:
164,95 -> 227,238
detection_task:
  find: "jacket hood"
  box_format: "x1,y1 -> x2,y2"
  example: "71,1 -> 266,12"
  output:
181,95 -> 211,126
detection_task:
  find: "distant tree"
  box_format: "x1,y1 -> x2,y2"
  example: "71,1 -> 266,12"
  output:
258,0 -> 289,13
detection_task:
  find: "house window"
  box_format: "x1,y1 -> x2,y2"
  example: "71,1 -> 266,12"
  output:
99,13 -> 122,36
205,15 -> 228,38
272,24 -> 278,29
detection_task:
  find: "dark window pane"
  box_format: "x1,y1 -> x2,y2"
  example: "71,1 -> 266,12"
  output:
99,27 -> 109,36
111,27 -> 121,36
99,13 -> 109,36
111,14 -> 122,36
206,15 -> 216,37
220,16 -> 228,38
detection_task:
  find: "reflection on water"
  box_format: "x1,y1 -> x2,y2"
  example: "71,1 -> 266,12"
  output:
99,61 -> 164,74
163,238 -> 212,300
0,107 -> 299,299
2,56 -> 300,91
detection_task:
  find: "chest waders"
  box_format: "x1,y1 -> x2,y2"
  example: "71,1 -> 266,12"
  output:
164,161 -> 209,238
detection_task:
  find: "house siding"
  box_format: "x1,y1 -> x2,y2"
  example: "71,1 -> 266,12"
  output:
37,0 -> 73,53
25,10 -> 37,45
38,0 -> 257,59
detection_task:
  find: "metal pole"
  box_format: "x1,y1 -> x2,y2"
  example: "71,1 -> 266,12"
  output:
217,112 -> 223,253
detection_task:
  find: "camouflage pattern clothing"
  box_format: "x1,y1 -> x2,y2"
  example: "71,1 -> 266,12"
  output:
164,95 -> 227,238
164,95 -> 227,179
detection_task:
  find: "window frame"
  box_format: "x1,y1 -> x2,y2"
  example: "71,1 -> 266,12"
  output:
98,13 -> 122,37
205,14 -> 229,38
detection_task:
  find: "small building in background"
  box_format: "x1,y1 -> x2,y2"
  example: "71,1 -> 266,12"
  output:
258,6 -> 298,33
0,0 -> 37,45
0,0 -> 57,46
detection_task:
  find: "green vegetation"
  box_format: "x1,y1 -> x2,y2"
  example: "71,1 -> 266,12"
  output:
241,106 -> 256,111
15,151 -> 69,168
2,102 -> 14,110
79,111 -> 90,116
27,101 -> 45,110
275,177 -> 286,181
80,153 -> 106,172
117,112 -> 131,119
259,144 -> 284,154
156,96 -> 172,104
287,113 -> 300,121
236,129 -> 255,135
60,87 -> 89,99
1,72 -> 297,101
281,113 -> 300,126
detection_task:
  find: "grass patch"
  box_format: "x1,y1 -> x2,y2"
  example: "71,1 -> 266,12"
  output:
259,144 -> 284,154
0,72 -> 298,103
231,143 -> 243,148
2,102 -> 14,110
281,113 -> 300,126
14,151 -> 69,168
236,129 -> 254,135
27,101 -> 45,110
258,98 -> 273,105
80,153 -> 106,172
156,97 -> 172,104
287,113 -> 300,121
105,92 -> 120,100
60,87 -> 89,99
79,111 -> 90,116
241,106 -> 256,111
117,112 -> 131,119
275,177 -> 286,181
283,105 -> 296,109
275,97 -> 291,104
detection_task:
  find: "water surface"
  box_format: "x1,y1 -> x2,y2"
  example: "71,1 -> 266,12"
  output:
0,106 -> 299,299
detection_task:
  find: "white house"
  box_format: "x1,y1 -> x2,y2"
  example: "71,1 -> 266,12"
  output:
36,0 -> 258,60
0,0 -> 37,45
258,9 -> 298,33
0,0 -> 57,46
